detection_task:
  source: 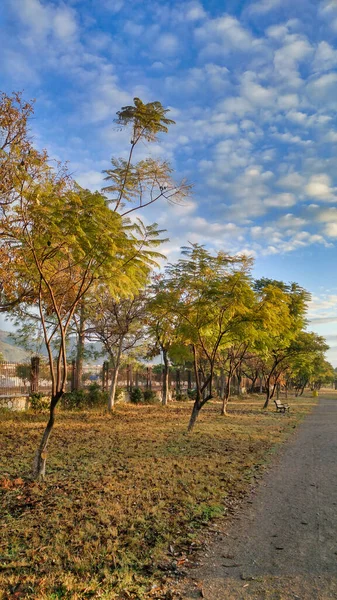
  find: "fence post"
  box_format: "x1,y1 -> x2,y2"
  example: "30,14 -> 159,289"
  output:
175,369 -> 181,395
30,356 -> 40,394
129,364 -> 133,392
126,364 -> 130,392
102,361 -> 109,391
187,369 -> 192,391
71,360 -> 76,392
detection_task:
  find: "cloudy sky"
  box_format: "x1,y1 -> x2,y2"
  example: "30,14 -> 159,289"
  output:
1,0 -> 337,363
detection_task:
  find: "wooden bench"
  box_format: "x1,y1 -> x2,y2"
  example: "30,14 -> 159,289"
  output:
274,399 -> 290,413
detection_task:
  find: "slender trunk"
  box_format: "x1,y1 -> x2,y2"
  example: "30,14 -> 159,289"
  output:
107,341 -> 123,411
188,398 -> 201,432
221,374 -> 231,416
75,302 -> 85,391
300,385 -> 305,396
108,365 -> 120,411
270,380 -> 277,400
162,348 -> 169,406
33,392 -> 62,480
263,377 -> 271,409
220,368 -> 225,400
249,374 -> 258,393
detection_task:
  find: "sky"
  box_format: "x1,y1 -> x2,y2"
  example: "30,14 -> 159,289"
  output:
1,0 -> 337,363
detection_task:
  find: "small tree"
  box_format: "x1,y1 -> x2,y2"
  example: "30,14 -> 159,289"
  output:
159,245 -> 255,430
88,292 -> 149,410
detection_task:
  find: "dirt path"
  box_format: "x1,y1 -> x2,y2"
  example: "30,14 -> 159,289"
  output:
181,396 -> 337,599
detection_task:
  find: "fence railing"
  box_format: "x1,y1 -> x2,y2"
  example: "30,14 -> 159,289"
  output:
0,358 -> 252,398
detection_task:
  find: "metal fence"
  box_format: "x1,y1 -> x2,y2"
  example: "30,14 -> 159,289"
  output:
0,358 -> 252,398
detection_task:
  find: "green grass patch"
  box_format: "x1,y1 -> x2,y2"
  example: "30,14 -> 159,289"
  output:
0,395 -> 316,599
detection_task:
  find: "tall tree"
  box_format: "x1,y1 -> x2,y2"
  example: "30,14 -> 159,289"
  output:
72,98 -> 190,388
1,172 -> 163,478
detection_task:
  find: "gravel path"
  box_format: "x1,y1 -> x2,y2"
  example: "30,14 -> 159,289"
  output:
182,396 -> 337,599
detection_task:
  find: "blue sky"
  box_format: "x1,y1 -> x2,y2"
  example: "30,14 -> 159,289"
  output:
1,0 -> 337,363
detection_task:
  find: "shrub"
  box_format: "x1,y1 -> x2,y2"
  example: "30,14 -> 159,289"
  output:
143,389 -> 159,404
29,393 -> 49,412
87,383 -> 107,407
187,389 -> 197,400
61,390 -> 86,410
130,387 -> 144,404
175,392 -> 189,402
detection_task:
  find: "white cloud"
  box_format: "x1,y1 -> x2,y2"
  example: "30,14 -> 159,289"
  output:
313,41 -> 337,73
195,15 -> 255,57
185,1 -> 207,21
306,174 -> 336,201
241,71 -> 276,107
264,193 -> 297,207
324,223 -> 337,237
12,0 -> 78,42
249,0 -> 283,14
157,33 -> 179,56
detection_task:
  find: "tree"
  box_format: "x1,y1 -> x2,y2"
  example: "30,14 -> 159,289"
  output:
147,276 -> 184,406
0,92 -> 50,312
253,280 -> 311,408
103,97 -> 190,216
160,245 -> 255,430
72,98 -> 190,388
88,292 -> 149,410
1,171 -> 164,478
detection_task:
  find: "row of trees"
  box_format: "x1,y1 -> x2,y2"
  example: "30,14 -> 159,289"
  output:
0,91 -> 333,479
84,246 -> 332,430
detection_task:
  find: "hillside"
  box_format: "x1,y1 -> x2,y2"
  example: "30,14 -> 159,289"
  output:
0,331 -> 29,363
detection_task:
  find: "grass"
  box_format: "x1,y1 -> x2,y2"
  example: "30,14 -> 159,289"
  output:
0,395 -> 316,599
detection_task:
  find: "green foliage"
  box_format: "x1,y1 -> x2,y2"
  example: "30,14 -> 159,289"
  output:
15,363 -> 31,382
130,387 -> 144,404
143,389 -> 159,404
62,384 -> 108,410
115,97 -> 175,142
175,392 -> 189,402
29,393 -> 49,412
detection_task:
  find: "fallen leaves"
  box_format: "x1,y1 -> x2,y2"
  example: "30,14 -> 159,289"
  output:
0,398 -> 313,599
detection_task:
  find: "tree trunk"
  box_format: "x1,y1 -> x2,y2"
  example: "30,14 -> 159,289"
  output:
75,302 -> 85,391
270,380 -> 277,400
263,378 -> 271,409
108,365 -> 120,411
162,348 -> 169,406
33,392 -> 62,480
107,340 -> 123,411
249,374 -> 258,393
188,399 -> 201,432
221,375 -> 231,415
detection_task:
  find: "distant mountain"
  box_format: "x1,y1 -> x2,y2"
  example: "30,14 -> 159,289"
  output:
0,330 -> 30,362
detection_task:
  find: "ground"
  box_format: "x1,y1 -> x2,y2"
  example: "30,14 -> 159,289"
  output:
180,393 -> 337,600
0,395 -> 315,599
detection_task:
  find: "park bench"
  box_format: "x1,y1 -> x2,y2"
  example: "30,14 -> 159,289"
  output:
274,399 -> 290,413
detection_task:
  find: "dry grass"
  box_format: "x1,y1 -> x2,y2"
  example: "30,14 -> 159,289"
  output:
0,395 -> 316,599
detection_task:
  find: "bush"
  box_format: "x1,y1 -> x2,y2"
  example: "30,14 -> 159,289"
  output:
187,389 -> 197,400
87,383 -> 107,407
130,387 -> 144,404
61,385 -> 108,410
29,393 -> 49,412
175,392 -> 189,402
61,390 -> 86,410
143,389 -> 159,404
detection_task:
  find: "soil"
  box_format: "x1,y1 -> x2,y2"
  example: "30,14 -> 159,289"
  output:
179,395 -> 337,599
